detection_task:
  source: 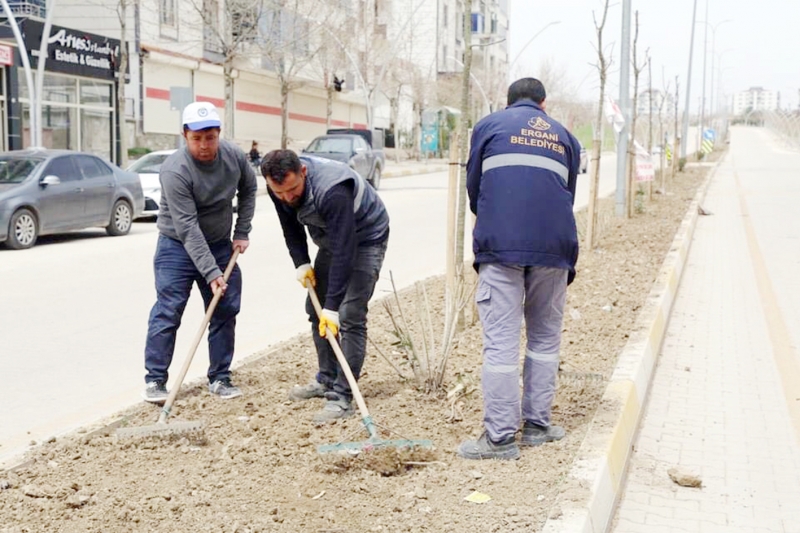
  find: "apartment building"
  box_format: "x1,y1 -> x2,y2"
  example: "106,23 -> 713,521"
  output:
731,86 -> 779,116
436,0 -> 509,111
1,0 -> 373,162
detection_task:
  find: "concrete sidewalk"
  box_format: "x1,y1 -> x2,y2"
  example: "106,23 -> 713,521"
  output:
612,128 -> 800,532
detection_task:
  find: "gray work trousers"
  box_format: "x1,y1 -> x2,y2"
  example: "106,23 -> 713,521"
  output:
476,263 -> 567,442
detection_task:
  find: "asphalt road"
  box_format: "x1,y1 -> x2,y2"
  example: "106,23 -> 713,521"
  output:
0,152 -> 619,466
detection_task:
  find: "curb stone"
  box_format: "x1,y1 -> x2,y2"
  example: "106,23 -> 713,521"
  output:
541,158 -> 721,533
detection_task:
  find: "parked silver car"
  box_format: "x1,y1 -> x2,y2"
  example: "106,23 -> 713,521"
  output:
0,149 -> 144,249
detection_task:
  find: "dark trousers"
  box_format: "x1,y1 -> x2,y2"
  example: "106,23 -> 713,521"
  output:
307,241 -> 387,401
144,234 -> 242,384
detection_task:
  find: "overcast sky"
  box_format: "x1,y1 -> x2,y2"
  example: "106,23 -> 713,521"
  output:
507,0 -> 800,112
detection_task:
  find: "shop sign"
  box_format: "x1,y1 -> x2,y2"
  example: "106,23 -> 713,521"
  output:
1,19 -> 129,81
0,44 -> 12,66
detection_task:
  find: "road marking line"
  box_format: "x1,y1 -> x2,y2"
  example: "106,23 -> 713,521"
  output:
735,169 -> 800,445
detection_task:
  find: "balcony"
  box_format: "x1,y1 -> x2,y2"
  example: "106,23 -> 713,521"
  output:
3,0 -> 46,18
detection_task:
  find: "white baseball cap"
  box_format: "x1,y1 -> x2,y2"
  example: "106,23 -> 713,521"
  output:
182,101 -> 222,131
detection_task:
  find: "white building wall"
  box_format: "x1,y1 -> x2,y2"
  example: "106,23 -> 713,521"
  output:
731,87 -> 779,116
48,0 -> 370,151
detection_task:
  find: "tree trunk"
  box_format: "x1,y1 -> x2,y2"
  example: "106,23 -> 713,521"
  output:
223,60 -> 235,140
117,0 -> 129,168
280,81 -> 290,149
415,101 -> 424,161
455,3 -> 472,282
585,0 -> 611,250
326,75 -> 333,131
585,89 -> 604,251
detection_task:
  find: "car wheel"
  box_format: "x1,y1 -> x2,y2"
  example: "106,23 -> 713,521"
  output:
106,199 -> 132,236
369,166 -> 381,190
7,208 -> 38,250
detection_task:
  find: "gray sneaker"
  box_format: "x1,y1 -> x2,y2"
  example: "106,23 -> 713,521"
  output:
209,378 -> 242,399
520,422 -> 566,446
288,381 -> 328,402
312,398 -> 355,424
457,432 -> 520,460
142,381 -> 168,403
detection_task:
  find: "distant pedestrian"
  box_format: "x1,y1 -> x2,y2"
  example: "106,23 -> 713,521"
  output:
142,101 -> 258,403
249,140 -> 261,166
458,78 -> 582,460
261,150 -> 389,424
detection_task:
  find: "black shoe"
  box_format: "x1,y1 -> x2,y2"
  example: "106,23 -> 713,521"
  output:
457,431 -> 520,460
520,422 -> 566,446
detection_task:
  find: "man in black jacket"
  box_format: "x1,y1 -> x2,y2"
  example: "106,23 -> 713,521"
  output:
262,150 -> 389,423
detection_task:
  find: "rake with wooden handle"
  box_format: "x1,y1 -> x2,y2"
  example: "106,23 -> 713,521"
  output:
308,285 -> 433,454
117,249 -> 240,439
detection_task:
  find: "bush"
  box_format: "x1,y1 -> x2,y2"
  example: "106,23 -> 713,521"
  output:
678,157 -> 687,172
128,147 -> 152,159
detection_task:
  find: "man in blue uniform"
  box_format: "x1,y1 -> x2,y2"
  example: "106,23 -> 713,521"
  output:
262,150 -> 389,424
458,78 -> 582,460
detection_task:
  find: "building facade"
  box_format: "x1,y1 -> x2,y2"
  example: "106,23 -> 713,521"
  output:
2,0 -> 372,163
731,86 -> 779,116
0,18 -> 124,159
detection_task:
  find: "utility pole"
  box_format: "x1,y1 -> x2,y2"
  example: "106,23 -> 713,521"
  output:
615,0 -> 632,217
681,0 -> 699,159
698,0 -> 709,155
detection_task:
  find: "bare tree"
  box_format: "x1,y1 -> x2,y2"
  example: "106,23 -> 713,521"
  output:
257,0 -> 328,148
585,0 -> 612,250
626,11 -> 648,217
454,0 -> 473,323
189,0 -> 262,136
655,71 -> 672,195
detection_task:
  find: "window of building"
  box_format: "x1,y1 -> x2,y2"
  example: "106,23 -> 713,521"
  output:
20,74 -> 113,161
160,0 -> 176,27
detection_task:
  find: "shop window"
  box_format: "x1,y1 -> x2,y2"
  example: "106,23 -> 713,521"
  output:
19,73 -> 78,103
80,80 -> 112,107
80,108 -> 112,161
23,104 -> 78,152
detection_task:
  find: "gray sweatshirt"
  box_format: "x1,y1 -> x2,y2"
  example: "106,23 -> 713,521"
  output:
157,140 -> 258,282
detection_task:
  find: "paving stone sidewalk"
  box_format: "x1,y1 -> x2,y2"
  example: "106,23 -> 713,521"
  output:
612,135 -> 800,533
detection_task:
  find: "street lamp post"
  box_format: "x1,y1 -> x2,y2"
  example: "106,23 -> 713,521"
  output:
507,21 -> 562,78
699,16 -> 731,147
448,56 -> 491,116
681,0 -> 699,159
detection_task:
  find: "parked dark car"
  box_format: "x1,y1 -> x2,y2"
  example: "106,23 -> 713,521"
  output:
303,129 -> 385,189
0,149 -> 144,249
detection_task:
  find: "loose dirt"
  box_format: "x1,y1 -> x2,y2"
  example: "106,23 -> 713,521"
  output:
0,160 -> 715,533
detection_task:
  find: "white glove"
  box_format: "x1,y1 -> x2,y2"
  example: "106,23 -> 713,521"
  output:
296,263 -> 316,288
319,309 -> 340,338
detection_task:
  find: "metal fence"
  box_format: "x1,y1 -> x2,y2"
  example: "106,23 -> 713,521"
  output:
763,111 -> 800,150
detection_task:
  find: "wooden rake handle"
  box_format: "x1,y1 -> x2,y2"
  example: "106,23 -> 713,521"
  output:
307,285 -> 371,420
158,248 -> 241,423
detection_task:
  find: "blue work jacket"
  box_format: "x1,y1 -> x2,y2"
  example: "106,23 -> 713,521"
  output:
466,100 -> 581,283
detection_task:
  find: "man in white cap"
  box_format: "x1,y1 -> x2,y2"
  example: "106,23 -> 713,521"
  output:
141,101 -> 258,402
